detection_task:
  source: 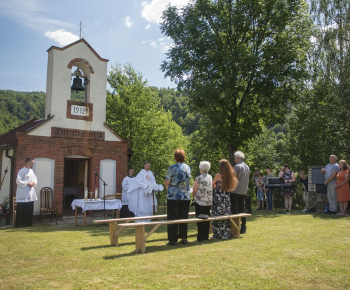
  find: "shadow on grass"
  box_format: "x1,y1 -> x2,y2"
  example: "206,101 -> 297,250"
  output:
247,208 -> 350,220
102,237 -> 241,259
81,233 -> 198,248
81,245 -> 114,251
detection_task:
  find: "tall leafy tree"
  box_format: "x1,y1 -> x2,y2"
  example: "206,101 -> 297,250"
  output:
310,0 -> 350,157
106,64 -> 187,180
161,0 -> 312,164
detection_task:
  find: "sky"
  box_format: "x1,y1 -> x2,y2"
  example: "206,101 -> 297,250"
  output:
0,0 -> 190,92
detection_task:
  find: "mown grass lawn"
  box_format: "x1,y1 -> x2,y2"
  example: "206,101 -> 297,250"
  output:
1,211 -> 349,289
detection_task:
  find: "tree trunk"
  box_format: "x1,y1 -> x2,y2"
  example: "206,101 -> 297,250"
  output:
228,144 -> 237,166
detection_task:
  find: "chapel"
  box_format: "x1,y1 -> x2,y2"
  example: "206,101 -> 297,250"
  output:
0,38 -> 128,216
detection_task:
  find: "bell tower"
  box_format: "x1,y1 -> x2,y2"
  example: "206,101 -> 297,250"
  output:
33,38 -> 121,141
45,38 -> 108,124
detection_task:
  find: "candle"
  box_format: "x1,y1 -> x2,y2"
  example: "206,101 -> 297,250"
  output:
95,188 -> 98,200
84,188 -> 88,201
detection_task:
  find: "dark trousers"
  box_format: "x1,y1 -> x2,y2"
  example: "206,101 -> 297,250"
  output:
120,205 -> 135,218
15,201 -> 34,228
266,189 -> 273,210
230,193 -> 246,231
167,199 -> 190,242
194,203 -> 211,241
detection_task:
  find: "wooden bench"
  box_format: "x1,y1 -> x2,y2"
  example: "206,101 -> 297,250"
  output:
119,213 -> 251,253
93,212 -> 197,246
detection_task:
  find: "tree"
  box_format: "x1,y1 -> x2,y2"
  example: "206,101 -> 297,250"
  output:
310,0 -> 350,157
285,82 -> 345,168
161,0 -> 312,164
106,64 -> 187,180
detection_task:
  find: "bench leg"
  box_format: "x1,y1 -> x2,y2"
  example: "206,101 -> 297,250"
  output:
109,222 -> 119,246
135,226 -> 146,254
230,217 -> 241,238
75,207 -> 78,227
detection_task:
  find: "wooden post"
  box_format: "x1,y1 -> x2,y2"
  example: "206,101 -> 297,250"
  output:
135,226 -> 146,254
209,220 -> 213,234
75,207 -> 78,227
84,211 -> 87,227
230,217 -> 241,238
109,222 -> 118,246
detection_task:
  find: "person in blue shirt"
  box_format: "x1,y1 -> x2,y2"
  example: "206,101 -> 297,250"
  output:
164,148 -> 191,246
321,155 -> 340,213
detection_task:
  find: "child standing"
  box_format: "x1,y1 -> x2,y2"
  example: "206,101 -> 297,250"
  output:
299,171 -> 309,213
256,173 -> 265,210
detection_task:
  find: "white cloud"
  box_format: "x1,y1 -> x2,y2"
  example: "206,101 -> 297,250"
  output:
94,21 -> 101,27
44,29 -> 79,46
124,16 -> 133,28
0,0 -> 74,32
142,38 -> 173,51
143,39 -> 157,47
145,24 -> 151,30
141,0 -> 189,24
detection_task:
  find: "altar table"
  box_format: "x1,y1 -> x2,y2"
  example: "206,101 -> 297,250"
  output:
71,199 -> 122,227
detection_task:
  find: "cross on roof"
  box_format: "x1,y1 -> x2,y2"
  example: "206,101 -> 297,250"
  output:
78,21 -> 84,39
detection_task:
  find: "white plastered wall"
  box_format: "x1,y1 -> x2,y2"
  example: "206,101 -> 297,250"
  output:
33,158 -> 55,215
99,159 -> 116,197
0,150 -> 12,203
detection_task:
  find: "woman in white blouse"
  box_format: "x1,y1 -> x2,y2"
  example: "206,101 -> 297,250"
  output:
192,161 -> 213,242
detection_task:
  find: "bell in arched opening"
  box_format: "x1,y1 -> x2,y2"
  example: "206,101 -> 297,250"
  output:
71,68 -> 85,92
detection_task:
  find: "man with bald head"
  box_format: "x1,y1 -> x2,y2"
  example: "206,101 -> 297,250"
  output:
321,155 -> 340,213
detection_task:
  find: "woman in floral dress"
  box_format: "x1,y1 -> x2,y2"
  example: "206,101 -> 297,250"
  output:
278,164 -> 296,214
211,159 -> 238,239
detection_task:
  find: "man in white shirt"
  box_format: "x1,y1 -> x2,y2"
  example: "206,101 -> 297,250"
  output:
120,167 -> 136,218
15,157 -> 38,227
127,161 -> 163,221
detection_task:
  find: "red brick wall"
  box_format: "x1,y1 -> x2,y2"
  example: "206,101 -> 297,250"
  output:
13,132 -> 128,214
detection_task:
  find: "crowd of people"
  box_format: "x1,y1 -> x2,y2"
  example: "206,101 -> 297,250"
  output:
249,154 -> 350,216
162,149 -> 250,244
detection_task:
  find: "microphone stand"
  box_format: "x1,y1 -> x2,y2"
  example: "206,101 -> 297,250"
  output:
95,171 -> 108,219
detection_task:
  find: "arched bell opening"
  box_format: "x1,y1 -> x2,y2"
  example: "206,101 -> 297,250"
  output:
68,59 -> 93,103
70,66 -> 90,103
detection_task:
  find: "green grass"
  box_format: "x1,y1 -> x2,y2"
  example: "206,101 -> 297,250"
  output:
1,211 -> 350,289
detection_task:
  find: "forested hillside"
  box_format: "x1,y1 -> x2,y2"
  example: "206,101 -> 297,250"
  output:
0,90 -> 45,135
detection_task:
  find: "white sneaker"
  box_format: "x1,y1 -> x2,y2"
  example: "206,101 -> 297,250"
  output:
285,211 -> 291,214
301,208 -> 308,213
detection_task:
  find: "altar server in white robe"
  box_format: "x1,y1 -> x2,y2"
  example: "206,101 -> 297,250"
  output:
15,157 -> 38,227
120,167 -> 136,218
127,161 -> 163,221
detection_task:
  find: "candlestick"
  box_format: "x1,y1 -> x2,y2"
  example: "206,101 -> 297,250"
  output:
95,187 -> 98,201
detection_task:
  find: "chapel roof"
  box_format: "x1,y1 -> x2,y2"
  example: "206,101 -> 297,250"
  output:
0,118 -> 49,148
47,38 -> 109,62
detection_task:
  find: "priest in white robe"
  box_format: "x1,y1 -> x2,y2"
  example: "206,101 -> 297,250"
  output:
127,162 -> 163,221
15,157 -> 38,227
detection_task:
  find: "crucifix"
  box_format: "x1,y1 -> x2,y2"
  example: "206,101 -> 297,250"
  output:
78,21 -> 84,39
